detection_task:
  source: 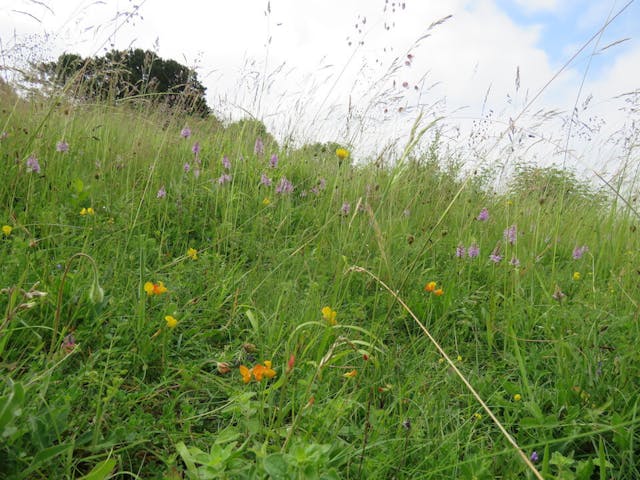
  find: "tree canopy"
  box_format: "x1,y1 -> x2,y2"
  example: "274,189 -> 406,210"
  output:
39,48 -> 210,116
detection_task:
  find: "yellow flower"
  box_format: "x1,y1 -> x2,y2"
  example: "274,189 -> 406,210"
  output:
144,281 -> 168,296
80,207 -> 95,216
457,355 -> 463,362
343,369 -> 357,378
513,393 -> 522,402
335,147 -> 350,160
424,281 -> 437,292
321,306 -> 337,325
473,412 -> 482,420
165,315 -> 178,329
262,197 -> 271,206
572,271 -> 581,281
239,365 -> 252,384
187,247 -> 198,260
261,361 -> 276,379
2,225 -> 12,236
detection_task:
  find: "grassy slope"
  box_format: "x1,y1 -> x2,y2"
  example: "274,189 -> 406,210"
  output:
1,93 -> 639,479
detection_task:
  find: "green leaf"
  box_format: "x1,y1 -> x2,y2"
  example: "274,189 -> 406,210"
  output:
176,441 -> 197,473
320,468 -> 341,480
71,178 -> 84,194
245,309 -> 259,332
575,459 -> 594,480
76,458 -> 117,480
550,451 -> 575,467
263,453 -> 288,479
21,443 -> 74,478
0,379 -> 24,436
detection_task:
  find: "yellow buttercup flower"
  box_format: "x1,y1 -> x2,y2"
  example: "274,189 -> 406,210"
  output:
2,225 -> 12,236
321,306 -> 337,325
513,393 -> 522,402
187,247 -> 198,260
336,147 -> 350,160
572,271 -> 581,281
262,197 -> 271,206
165,315 -> 178,329
80,207 -> 95,216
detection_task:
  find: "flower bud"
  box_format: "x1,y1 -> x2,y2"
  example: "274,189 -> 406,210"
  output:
89,279 -> 104,304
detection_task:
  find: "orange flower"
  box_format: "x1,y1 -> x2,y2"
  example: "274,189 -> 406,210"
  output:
433,288 -> 444,296
239,365 -> 252,384
424,281 -> 437,292
239,361 -> 276,383
144,281 -> 168,296
343,369 -> 357,378
252,364 -> 266,381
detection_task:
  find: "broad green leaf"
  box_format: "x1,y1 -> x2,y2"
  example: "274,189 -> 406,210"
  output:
76,458 -> 117,480
263,453 -> 288,479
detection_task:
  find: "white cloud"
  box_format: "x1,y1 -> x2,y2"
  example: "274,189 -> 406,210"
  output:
589,43 -> 640,96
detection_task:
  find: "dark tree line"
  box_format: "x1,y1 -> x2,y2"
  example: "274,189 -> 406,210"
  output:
38,49 -> 210,116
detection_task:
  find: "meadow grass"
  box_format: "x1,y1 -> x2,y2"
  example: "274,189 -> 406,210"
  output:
1,86 -> 639,479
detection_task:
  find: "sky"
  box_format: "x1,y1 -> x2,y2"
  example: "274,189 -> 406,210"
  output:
1,0 -> 639,176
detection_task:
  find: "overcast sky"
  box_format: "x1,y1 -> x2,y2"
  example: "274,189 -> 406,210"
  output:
1,0 -> 639,174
